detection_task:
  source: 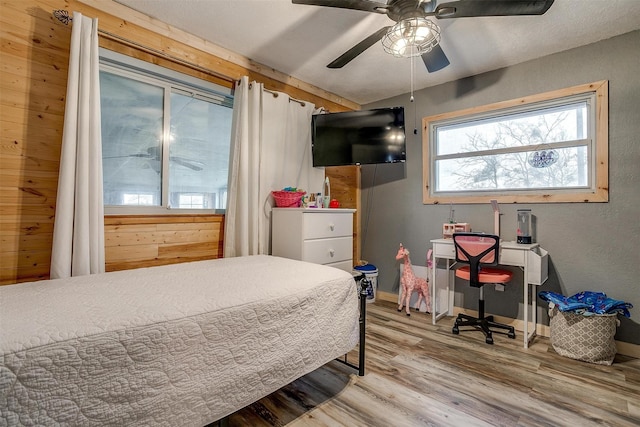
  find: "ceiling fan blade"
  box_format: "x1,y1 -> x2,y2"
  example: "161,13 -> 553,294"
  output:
434,0 -> 554,19
328,26 -> 391,68
421,44 -> 450,72
292,0 -> 387,14
171,157 -> 204,171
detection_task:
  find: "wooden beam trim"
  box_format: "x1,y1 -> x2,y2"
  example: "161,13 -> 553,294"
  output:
76,0 -> 360,110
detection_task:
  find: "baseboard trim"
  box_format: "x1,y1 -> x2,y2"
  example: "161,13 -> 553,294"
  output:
375,290 -> 639,359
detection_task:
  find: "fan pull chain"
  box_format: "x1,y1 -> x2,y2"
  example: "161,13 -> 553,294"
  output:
410,48 -> 418,134
410,51 -> 415,103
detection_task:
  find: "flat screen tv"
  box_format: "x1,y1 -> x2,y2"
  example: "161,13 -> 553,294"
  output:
312,107 -> 406,167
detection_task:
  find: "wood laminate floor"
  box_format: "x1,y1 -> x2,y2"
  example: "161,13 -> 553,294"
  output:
228,300 -> 640,426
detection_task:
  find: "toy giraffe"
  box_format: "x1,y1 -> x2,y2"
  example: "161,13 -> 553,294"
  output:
396,243 -> 431,316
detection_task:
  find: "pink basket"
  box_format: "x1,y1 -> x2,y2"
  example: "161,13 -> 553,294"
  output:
272,191 -> 306,207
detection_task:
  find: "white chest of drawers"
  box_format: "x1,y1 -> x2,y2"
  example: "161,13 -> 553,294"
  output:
271,208 -> 356,273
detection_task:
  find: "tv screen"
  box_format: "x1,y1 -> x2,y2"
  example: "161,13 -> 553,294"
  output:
312,107 -> 406,167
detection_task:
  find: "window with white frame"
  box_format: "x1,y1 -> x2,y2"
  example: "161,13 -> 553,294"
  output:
99,49 -> 234,213
422,81 -> 608,204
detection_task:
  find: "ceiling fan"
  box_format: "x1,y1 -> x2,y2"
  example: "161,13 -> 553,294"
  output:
105,146 -> 204,173
293,0 -> 554,72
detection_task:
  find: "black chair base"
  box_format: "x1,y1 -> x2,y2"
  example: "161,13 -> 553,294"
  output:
452,313 -> 516,344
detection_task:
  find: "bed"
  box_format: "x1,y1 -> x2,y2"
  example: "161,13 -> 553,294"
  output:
0,255 -> 361,426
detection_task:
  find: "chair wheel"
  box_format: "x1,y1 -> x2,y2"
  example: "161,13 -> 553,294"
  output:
508,331 -> 516,339
452,326 -> 459,334
486,336 -> 494,344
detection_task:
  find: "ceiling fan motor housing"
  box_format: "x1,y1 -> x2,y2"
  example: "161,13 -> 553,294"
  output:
384,0 -> 433,22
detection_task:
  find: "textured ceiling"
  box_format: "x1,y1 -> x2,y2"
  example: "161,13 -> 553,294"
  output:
114,0 -> 640,105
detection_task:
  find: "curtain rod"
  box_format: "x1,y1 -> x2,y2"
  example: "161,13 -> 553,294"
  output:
239,79 -> 307,107
263,87 -> 307,107
52,10 -> 235,85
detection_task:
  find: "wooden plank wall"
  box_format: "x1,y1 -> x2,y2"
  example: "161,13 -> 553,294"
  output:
0,0 -> 360,285
326,166 -> 361,264
104,215 -> 224,272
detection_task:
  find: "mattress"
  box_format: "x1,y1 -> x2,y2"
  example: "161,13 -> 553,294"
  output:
0,255 -> 359,426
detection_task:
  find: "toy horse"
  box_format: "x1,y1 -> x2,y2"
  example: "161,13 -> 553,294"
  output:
396,243 -> 431,316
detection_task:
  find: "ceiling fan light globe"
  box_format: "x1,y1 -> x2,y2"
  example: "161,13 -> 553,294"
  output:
382,17 -> 440,58
414,26 -> 431,42
390,38 -> 409,57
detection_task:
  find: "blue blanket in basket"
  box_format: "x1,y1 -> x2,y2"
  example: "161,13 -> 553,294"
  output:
539,291 -> 633,317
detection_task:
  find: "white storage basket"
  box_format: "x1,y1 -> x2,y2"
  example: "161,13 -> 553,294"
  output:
549,306 -> 619,365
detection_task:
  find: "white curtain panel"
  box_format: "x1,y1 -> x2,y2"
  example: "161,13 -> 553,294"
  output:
224,77 -> 324,257
50,12 -> 105,279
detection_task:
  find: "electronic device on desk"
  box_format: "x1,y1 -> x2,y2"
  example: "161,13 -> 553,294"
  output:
311,107 -> 406,167
517,209 -> 533,244
442,223 -> 471,239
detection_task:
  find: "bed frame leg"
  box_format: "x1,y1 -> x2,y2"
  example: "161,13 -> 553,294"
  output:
335,275 -> 367,376
358,282 -> 367,376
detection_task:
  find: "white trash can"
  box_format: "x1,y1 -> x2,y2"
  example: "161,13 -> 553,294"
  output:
354,264 -> 378,303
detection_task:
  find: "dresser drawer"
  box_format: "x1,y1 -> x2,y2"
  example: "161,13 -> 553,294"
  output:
325,259 -> 354,273
303,237 -> 352,265
303,212 -> 352,240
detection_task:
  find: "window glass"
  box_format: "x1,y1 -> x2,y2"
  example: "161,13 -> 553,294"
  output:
99,49 -> 233,213
101,72 -> 163,206
435,146 -> 589,192
434,101 -> 590,192
436,102 -> 587,155
168,91 -> 232,210
177,193 -> 205,209
122,193 -> 155,206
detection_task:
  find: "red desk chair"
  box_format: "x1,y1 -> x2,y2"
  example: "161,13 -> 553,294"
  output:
452,233 -> 516,344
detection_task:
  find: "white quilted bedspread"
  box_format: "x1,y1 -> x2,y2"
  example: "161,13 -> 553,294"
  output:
0,255 -> 359,426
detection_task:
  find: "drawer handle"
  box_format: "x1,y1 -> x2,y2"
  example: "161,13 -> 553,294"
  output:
329,249 -> 335,257
329,223 -> 335,231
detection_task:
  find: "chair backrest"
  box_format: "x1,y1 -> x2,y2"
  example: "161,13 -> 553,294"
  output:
453,233 -> 500,287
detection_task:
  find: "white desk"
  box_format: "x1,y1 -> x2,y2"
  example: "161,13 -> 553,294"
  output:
430,238 -> 548,348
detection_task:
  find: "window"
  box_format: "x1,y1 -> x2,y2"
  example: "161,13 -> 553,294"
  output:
423,81 -> 608,204
177,193 -> 205,209
122,193 -> 155,206
99,49 -> 234,213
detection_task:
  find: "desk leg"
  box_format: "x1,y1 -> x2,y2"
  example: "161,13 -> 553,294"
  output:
522,258 -> 538,349
525,283 -> 538,348
532,285 -> 538,339
432,257 -> 451,325
447,259 -> 454,316
431,257 -> 437,325
523,273 -> 529,349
